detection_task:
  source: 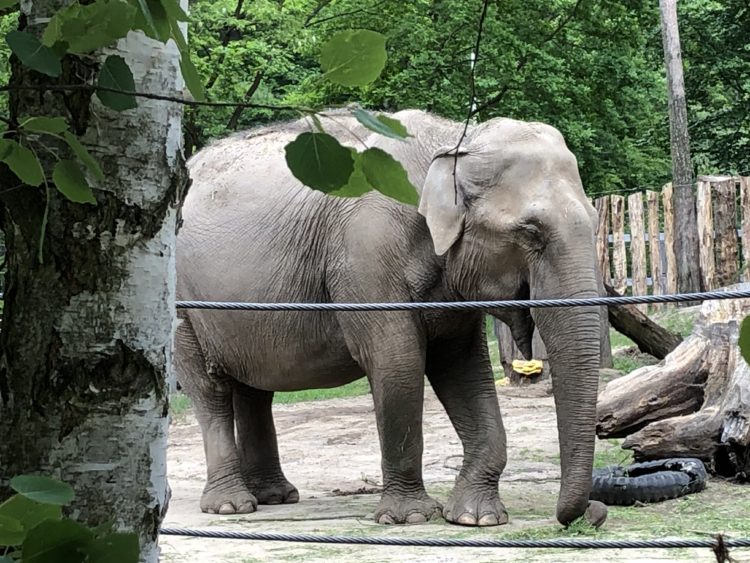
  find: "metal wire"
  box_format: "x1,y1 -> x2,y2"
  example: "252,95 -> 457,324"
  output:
159,527 -> 750,549
176,288 -> 750,312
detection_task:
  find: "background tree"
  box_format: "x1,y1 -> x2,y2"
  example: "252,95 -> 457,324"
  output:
660,0 -> 701,294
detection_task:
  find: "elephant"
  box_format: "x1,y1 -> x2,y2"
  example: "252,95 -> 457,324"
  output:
175,109 -> 608,528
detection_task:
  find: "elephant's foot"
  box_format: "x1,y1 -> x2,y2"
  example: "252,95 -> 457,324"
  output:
374,491 -> 443,524
443,483 -> 508,526
584,500 -> 607,528
200,478 -> 258,515
243,472 -> 299,505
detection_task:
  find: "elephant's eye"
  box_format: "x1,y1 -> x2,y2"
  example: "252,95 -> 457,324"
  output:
513,219 -> 547,250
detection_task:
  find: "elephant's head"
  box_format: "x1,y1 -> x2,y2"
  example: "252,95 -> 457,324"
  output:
418,118 -> 606,526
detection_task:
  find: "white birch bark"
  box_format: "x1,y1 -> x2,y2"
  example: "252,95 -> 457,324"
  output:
0,2 -> 186,561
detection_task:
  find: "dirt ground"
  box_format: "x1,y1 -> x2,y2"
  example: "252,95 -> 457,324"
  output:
160,384 -> 750,563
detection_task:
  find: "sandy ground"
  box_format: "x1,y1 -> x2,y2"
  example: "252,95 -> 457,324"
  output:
160,384 -> 749,562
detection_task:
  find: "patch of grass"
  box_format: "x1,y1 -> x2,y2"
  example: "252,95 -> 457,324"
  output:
652,307 -> 697,337
593,438 -> 633,468
609,329 -> 635,350
169,392 -> 192,420
273,378 -> 371,404
612,355 -> 649,373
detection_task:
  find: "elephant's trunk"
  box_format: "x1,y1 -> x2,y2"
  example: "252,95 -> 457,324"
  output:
530,243 -> 602,525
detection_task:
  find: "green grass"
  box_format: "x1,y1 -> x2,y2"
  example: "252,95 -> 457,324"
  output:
593,438 -> 634,468
169,392 -> 192,421
273,378 -> 372,404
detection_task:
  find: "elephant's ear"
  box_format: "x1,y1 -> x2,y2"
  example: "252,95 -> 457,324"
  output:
418,147 -> 467,256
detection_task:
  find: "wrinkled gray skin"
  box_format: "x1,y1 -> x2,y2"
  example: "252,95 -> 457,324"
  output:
175,109 -> 608,528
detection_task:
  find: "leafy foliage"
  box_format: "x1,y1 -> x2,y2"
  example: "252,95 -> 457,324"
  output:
0,475 -> 138,562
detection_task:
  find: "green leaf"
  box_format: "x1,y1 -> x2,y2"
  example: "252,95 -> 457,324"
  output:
352,109 -> 410,140
97,55 -> 137,111
82,533 -> 139,563
63,131 -> 104,181
5,31 -> 61,77
22,519 -> 93,563
20,116 -> 68,134
10,476 -> 74,506
0,514 -> 25,546
132,0 -> 169,41
159,0 -> 188,21
0,0 -> 19,9
320,29 -> 387,87
359,147 -> 418,205
169,20 -> 206,101
0,494 -> 62,537
0,140 -> 44,186
53,160 -> 97,204
739,316 -> 750,366
42,0 -> 137,54
329,150 -> 373,198
284,132 -> 354,192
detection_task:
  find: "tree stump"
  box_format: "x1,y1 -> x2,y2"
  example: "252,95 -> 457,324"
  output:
596,285 -> 750,479
495,319 -> 549,385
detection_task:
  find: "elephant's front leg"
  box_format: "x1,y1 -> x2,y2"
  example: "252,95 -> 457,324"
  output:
343,314 -> 442,524
426,321 -> 509,527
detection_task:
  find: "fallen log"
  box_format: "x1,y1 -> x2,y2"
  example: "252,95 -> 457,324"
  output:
597,285 -> 750,479
605,283 -> 682,359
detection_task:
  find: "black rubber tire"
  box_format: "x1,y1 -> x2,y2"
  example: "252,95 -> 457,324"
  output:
590,457 -> 707,506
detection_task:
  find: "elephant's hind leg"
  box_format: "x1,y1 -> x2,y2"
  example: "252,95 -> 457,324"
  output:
175,316 -> 257,514
426,321 -> 508,527
233,382 -> 299,504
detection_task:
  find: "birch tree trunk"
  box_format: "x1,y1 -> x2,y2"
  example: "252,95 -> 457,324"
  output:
0,3 -> 186,561
659,0 -> 701,295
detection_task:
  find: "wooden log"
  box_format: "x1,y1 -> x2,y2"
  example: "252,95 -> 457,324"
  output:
696,179 -> 715,290
663,183 -> 678,294
712,178 -> 738,287
646,191 -> 664,310
604,283 -> 682,360
628,193 -> 647,310
611,195 -> 627,294
597,286 -> 750,477
740,177 -> 750,282
594,197 -> 611,286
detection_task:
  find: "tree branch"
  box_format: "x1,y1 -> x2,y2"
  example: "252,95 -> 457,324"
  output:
451,0 -> 490,199
226,71 -> 265,130
0,84 -> 314,112
305,0 -> 388,27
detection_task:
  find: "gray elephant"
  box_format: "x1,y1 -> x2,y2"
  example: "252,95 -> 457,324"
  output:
175,109 -> 608,528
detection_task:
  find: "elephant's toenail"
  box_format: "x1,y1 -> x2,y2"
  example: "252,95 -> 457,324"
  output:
218,503 -> 236,514
478,514 -> 499,526
457,513 -> 477,526
286,490 -> 300,503
406,512 -> 427,524
378,514 -> 396,524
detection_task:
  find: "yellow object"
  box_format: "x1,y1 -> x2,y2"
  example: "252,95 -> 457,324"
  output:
511,359 -> 544,376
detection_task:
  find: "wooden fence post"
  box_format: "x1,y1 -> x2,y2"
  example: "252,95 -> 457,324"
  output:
711,177 -> 738,287
647,190 -> 665,308
741,177 -> 750,283
663,183 -> 678,294
595,196 -> 611,286
696,179 -> 716,290
628,193 -> 647,310
611,195 -> 628,294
